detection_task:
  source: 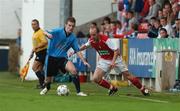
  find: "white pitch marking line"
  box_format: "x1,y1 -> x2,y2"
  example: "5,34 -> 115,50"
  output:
119,95 -> 169,103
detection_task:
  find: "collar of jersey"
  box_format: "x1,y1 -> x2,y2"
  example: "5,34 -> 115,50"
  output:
64,28 -> 72,37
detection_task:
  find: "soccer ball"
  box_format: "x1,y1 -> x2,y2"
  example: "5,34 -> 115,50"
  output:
57,85 -> 69,96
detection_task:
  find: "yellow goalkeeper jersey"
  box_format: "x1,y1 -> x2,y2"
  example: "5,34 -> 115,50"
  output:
32,29 -> 47,52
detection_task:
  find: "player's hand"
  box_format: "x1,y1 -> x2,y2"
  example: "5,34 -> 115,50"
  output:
110,62 -> 116,69
44,31 -> 53,39
32,47 -> 38,52
29,51 -> 34,60
83,61 -> 91,68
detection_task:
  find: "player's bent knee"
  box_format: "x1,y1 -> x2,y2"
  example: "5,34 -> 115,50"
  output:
70,69 -> 77,75
92,77 -> 100,83
32,66 -> 37,72
122,71 -> 130,77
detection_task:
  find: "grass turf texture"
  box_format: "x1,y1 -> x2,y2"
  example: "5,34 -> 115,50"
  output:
0,72 -> 180,111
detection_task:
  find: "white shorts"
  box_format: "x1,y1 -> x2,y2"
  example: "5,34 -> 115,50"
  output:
96,57 -> 128,74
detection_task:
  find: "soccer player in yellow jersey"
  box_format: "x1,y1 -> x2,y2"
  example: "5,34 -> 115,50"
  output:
31,19 -> 47,89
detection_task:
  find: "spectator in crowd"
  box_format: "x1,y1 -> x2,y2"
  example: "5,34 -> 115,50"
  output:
90,22 -> 97,28
159,17 -> 173,37
109,21 -> 117,38
114,20 -> 125,38
157,9 -> 163,19
149,17 -> 157,26
173,18 -> 180,38
164,2 -> 174,24
172,3 -> 180,20
115,21 -> 124,35
103,17 -> 111,37
145,0 -> 160,20
126,10 -> 138,31
103,17 -> 111,25
158,28 -> 170,38
114,0 -> 178,39
164,2 -> 172,14
148,19 -> 161,38
162,8 -> 170,22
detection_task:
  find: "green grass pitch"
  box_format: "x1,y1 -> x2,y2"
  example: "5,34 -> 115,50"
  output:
0,72 -> 180,111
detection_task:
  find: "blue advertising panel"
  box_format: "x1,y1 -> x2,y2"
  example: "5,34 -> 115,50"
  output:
128,39 -> 154,78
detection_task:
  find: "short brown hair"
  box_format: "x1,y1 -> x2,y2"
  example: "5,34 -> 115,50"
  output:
66,17 -> 76,24
32,19 -> 39,25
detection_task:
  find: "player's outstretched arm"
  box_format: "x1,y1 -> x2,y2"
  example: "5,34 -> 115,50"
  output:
69,44 -> 89,57
76,52 -> 91,68
110,49 -> 119,69
44,31 -> 52,39
79,44 -> 88,51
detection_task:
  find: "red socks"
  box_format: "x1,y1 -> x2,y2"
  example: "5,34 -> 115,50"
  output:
98,79 -> 111,89
129,77 -> 142,89
98,77 -> 142,90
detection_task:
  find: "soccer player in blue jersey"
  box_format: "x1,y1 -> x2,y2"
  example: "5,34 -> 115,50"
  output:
40,17 -> 90,96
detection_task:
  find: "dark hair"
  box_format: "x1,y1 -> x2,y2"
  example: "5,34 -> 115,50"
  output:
110,21 -> 116,25
66,17 -> 76,24
116,20 -> 121,25
32,19 -> 39,25
101,22 -> 105,25
150,17 -> 156,20
175,18 -> 180,21
103,17 -> 111,24
164,2 -> 171,7
154,19 -> 160,23
127,10 -> 134,15
160,28 -> 167,33
76,31 -> 85,38
91,22 -> 97,26
160,17 -> 167,21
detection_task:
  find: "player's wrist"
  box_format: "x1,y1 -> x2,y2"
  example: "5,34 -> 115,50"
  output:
83,60 -> 87,64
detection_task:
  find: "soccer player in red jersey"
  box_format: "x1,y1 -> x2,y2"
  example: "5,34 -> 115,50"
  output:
79,23 -> 150,96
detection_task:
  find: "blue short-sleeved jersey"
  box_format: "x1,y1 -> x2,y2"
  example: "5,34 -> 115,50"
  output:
47,27 -> 79,58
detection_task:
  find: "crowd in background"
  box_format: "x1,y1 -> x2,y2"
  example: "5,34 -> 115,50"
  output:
99,0 -> 179,39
